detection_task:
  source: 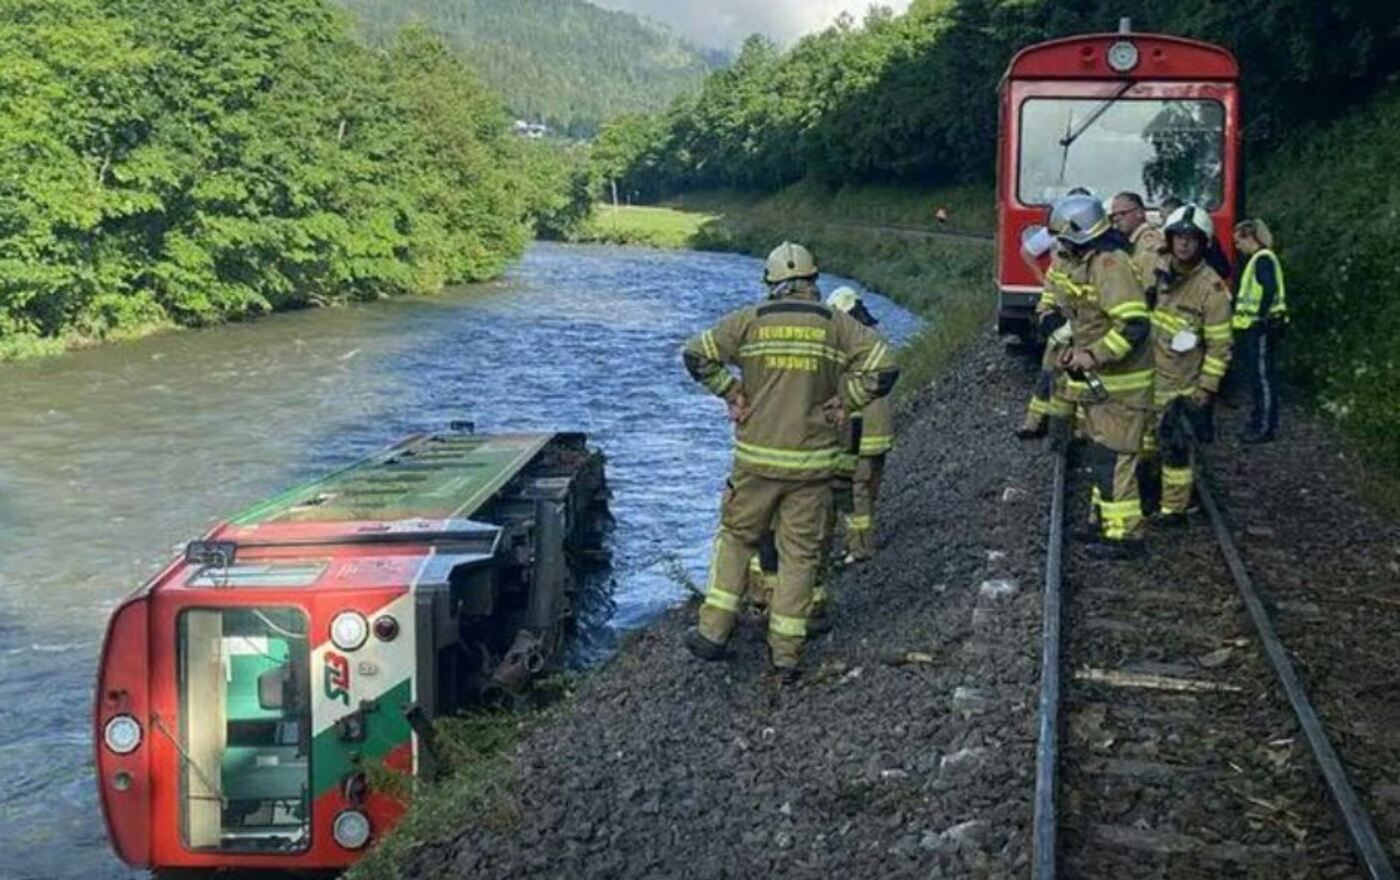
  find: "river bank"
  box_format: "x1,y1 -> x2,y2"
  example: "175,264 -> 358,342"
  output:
0,243 -> 920,880
385,330 -> 1049,879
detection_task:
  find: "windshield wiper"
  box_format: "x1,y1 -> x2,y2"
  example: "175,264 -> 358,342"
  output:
1056,81 -> 1136,185
1060,81 -> 1136,149
153,713 -> 227,809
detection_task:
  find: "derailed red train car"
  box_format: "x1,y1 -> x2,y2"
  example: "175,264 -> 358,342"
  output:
95,429 -> 608,872
996,20 -> 1242,337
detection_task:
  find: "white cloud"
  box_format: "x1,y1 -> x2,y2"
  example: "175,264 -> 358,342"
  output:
593,0 -> 914,49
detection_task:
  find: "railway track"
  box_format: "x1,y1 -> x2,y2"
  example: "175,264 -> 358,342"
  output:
1031,440 -> 1398,879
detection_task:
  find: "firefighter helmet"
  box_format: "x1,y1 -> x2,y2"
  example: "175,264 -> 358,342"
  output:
1048,194 -> 1110,246
827,286 -> 879,327
763,241 -> 818,284
1164,204 -> 1214,243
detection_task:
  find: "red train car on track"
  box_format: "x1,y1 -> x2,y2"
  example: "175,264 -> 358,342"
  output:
94,428 -> 608,873
996,19 -> 1242,338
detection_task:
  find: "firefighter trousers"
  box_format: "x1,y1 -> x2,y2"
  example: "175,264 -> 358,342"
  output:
844,454 -> 886,560
1083,400 -> 1148,542
700,471 -> 832,668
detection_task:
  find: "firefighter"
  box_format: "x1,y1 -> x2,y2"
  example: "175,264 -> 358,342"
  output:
1045,194 -> 1154,559
1147,205 -> 1233,523
1232,219 -> 1287,443
827,287 -> 892,564
1018,218 -> 1077,442
1109,192 -> 1165,288
682,242 -> 899,680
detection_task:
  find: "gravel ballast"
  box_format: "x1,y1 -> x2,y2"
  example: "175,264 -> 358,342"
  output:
401,333 -> 1050,878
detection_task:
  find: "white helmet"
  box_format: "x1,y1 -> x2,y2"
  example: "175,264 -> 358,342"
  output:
1163,204 -> 1214,243
763,241 -> 818,284
826,286 -> 878,327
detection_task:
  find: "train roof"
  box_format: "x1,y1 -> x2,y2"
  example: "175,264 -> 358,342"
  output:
141,432 -> 561,595
1004,31 -> 1239,83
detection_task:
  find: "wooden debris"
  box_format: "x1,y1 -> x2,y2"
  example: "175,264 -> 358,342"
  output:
880,651 -> 938,667
1074,666 -> 1241,693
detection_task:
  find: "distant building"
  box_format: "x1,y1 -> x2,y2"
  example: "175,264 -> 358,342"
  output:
513,119 -> 550,139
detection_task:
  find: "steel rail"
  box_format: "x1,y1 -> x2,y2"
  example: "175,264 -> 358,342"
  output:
1032,447 -> 1067,880
1195,455 -> 1397,880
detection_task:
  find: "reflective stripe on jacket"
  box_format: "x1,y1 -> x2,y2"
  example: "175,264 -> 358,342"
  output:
1150,260 -> 1233,405
683,284 -> 899,480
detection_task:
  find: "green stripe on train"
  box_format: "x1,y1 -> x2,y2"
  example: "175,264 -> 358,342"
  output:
310,678 -> 414,798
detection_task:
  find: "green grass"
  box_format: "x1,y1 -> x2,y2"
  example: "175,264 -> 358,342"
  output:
574,204 -> 717,248
344,699 -> 560,880
675,181 -> 998,398
0,318 -> 176,363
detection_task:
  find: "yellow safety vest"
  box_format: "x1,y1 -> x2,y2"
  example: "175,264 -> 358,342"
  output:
1233,248 -> 1287,330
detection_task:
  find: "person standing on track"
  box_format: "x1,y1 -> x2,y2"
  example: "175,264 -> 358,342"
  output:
826,287 -> 893,565
1045,194 -> 1155,560
681,242 -> 899,682
1232,219 -> 1288,443
1146,205 -> 1234,523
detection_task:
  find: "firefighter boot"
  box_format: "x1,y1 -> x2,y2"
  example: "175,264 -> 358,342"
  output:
685,628 -> 727,661
1017,397 -> 1050,440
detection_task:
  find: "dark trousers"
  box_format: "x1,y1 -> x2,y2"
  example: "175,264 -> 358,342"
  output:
1236,325 -> 1282,436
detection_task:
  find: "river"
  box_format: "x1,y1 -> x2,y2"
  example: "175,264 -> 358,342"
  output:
0,242 -> 918,879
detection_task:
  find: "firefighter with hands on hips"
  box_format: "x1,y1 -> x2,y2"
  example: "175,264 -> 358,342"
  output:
681,242 -> 898,682
826,287 -> 892,565
1044,194 -> 1155,559
1146,205 -> 1234,523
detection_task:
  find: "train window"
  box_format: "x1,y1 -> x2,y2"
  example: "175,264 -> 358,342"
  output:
186,561 -> 327,588
1018,98 -> 1225,209
177,607 -> 311,853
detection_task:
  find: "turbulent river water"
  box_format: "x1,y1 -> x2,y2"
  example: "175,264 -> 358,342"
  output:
0,242 -> 917,879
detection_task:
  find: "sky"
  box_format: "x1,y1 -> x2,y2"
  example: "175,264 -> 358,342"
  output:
592,0 -> 915,49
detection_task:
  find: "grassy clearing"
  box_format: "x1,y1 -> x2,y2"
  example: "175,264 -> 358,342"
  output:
574,204 -> 716,248
678,181 -> 998,398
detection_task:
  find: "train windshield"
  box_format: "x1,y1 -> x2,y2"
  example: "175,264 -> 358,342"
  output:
1018,97 -> 1225,208
177,607 -> 311,853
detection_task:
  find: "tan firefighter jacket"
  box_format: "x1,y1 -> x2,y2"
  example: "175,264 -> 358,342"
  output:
684,283 -> 899,481
1129,223 -> 1166,288
1149,259 -> 1233,408
1045,242 -> 1153,408
855,393 -> 894,457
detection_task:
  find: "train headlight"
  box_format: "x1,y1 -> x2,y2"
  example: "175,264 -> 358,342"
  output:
333,810 -> 372,850
1107,40 -> 1139,73
103,715 -> 142,755
330,611 -> 369,652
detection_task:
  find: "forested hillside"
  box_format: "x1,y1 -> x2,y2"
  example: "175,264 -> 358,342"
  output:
0,0 -> 592,357
335,0 -> 716,137
598,0 -> 1400,197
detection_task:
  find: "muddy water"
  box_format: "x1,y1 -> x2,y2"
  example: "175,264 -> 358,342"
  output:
0,242 -> 918,878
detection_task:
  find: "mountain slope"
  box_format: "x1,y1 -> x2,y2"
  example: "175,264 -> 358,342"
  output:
335,0 -> 716,136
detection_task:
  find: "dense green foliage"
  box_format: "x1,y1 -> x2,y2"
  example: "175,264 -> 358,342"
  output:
600,0 -> 1400,196
334,0 -> 716,138
0,0 -> 587,354
1250,85 -> 1400,472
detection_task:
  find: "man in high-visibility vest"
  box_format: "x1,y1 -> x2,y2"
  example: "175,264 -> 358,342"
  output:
682,242 -> 898,681
1045,194 -> 1154,559
1232,219 -> 1288,443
